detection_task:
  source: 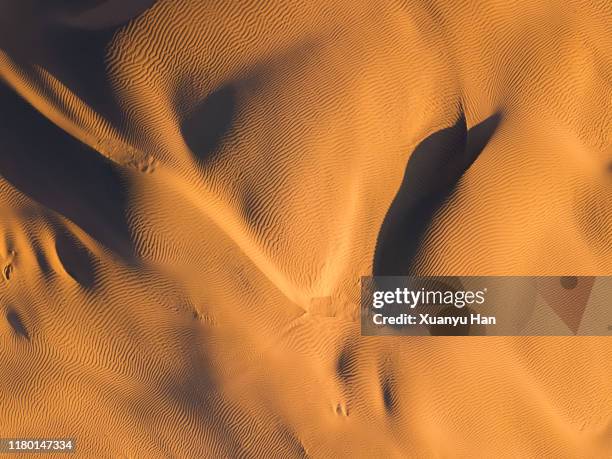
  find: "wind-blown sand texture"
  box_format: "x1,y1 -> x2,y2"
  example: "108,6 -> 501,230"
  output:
0,0 -> 611,457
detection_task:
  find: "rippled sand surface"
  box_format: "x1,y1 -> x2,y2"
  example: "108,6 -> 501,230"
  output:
0,1 -> 610,456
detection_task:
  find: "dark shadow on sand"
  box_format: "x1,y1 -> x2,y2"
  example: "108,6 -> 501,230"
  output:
0,1 -> 156,127
0,81 -> 133,258
180,84 -> 238,164
373,112 -> 501,276
6,308 -> 30,339
55,229 -> 97,289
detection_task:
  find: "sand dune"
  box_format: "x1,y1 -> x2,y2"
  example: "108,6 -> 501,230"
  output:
0,0 -> 610,457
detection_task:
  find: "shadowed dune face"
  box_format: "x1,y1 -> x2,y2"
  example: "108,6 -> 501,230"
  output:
6,308 -> 29,339
373,113 -> 501,276
55,229 -> 97,289
0,0 -> 156,126
0,81 -> 133,258
0,0 -> 611,457
181,84 -> 238,165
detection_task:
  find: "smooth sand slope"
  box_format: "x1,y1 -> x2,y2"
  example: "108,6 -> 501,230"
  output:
0,0 -> 611,457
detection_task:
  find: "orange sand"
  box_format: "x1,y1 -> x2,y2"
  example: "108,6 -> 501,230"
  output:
0,0 -> 610,456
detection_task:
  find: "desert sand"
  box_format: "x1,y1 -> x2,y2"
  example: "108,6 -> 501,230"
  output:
0,0 -> 610,457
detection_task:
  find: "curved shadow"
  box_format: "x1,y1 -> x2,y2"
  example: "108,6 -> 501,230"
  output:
0,81 -> 132,258
0,1 -> 156,126
56,229 -> 97,289
373,112 -> 501,276
180,84 -> 238,164
6,308 -> 29,339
